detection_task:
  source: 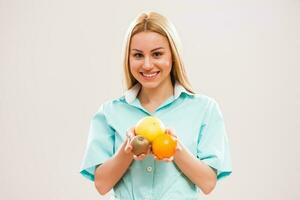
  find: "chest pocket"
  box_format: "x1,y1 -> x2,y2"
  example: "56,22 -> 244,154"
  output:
165,121 -> 199,157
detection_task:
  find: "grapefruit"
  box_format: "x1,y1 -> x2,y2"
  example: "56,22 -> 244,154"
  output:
135,116 -> 165,142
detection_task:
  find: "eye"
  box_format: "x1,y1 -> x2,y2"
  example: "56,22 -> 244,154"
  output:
153,52 -> 163,58
133,53 -> 143,59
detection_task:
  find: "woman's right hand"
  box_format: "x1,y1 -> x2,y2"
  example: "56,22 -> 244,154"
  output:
124,127 -> 150,161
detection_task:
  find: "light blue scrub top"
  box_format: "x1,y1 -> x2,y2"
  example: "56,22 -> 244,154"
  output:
80,82 -> 232,200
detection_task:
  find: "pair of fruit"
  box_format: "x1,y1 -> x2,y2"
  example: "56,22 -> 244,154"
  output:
130,116 -> 177,159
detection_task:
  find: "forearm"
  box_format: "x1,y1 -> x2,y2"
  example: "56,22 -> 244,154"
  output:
94,141 -> 133,195
173,143 -> 217,195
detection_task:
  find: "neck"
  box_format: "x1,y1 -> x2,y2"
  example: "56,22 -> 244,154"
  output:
138,79 -> 174,106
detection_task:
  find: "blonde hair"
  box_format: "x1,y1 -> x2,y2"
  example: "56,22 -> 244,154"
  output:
122,11 -> 194,93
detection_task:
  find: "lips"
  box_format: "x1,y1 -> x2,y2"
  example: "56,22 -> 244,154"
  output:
140,71 -> 160,79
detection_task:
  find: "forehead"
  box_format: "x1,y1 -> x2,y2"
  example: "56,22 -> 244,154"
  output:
130,31 -> 170,50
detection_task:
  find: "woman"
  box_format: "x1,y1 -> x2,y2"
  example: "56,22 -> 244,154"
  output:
80,11 -> 232,200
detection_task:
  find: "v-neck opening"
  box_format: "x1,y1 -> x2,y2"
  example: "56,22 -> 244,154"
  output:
135,95 -> 175,115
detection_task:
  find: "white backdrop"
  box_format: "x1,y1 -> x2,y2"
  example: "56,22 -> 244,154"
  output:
1,0 -> 300,199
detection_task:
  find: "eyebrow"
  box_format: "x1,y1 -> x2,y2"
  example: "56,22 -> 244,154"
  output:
131,47 -> 164,52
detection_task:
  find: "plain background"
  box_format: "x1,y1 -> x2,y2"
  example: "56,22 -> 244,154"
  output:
1,0 -> 300,199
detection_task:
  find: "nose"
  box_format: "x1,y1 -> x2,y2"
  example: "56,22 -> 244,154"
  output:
143,56 -> 153,70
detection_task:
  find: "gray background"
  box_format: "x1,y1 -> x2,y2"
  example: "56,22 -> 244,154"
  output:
1,0 -> 300,199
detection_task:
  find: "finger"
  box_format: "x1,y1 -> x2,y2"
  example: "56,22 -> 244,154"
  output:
162,158 -> 169,162
126,127 -> 136,139
137,154 -> 146,160
165,128 -> 170,134
126,133 -> 131,142
153,155 -> 162,161
147,145 -> 152,154
166,128 -> 177,138
133,154 -> 146,160
169,128 -> 177,137
124,139 -> 129,152
166,156 -> 174,162
124,144 -> 132,153
129,127 -> 136,136
176,144 -> 182,151
175,141 -> 182,151
125,136 -> 134,152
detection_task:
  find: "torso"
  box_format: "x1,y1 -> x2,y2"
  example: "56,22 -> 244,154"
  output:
140,102 -> 160,113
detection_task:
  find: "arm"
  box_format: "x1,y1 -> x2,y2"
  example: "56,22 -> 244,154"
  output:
173,142 -> 217,195
94,141 -> 133,195
94,128 -> 148,195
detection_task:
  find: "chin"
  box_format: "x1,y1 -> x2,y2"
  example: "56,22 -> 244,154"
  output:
139,81 -> 161,89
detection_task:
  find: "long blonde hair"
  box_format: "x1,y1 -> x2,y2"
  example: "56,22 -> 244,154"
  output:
122,11 -> 194,93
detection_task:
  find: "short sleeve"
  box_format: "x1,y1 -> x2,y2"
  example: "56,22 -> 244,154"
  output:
79,105 -> 115,181
197,100 -> 232,181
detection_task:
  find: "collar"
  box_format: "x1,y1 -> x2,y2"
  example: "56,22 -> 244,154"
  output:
124,81 -> 194,104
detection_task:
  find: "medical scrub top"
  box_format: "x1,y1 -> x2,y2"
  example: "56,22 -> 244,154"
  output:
80,81 -> 232,200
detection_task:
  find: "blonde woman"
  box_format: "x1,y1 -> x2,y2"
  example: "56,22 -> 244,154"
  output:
80,11 -> 232,200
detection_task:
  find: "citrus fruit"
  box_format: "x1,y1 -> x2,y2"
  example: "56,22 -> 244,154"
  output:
135,116 -> 165,142
152,134 -> 177,159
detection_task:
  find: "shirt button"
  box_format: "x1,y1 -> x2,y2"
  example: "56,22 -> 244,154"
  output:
146,166 -> 152,172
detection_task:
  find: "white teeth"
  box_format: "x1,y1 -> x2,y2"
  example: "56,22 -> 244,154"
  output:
141,72 -> 159,78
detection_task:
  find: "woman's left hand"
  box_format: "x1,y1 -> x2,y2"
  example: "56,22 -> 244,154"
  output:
152,128 -> 182,162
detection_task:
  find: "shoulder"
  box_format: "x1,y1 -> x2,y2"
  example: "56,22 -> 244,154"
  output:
186,92 -> 219,108
192,93 -> 225,121
95,95 -> 127,114
184,93 -> 224,120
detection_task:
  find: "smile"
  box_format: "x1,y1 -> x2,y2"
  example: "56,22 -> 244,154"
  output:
140,71 -> 160,79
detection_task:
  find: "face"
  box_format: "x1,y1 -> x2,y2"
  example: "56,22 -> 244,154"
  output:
129,31 -> 173,89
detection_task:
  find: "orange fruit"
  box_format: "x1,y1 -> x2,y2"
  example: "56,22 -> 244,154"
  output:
152,134 -> 177,159
135,116 -> 165,142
